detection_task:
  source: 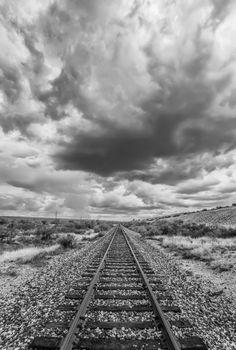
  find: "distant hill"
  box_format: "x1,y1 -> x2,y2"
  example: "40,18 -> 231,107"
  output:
157,206 -> 236,227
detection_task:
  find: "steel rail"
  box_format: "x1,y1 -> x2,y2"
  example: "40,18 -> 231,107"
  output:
59,226 -> 118,350
121,225 -> 181,350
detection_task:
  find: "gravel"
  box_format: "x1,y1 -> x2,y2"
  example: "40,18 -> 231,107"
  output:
78,327 -> 162,340
91,298 -> 151,307
97,282 -> 143,288
0,236 -> 110,350
97,289 -> 146,296
126,230 -> 236,350
86,311 -> 154,322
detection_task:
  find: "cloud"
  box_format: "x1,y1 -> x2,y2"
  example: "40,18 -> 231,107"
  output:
44,0 -> 236,177
1,0 -> 236,219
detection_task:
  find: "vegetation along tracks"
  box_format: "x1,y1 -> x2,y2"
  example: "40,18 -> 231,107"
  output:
29,225 -> 208,350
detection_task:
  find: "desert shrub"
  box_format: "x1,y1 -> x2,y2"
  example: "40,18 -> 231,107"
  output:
16,219 -> 34,231
7,221 -> 14,229
136,225 -> 147,235
147,225 -> 160,236
100,222 -> 111,231
58,234 -> 76,249
0,218 -> 7,225
74,221 -> 86,230
94,224 -> 101,233
93,222 -> 111,233
73,220 -> 95,230
126,218 -> 236,239
36,225 -> 53,241
74,228 -> 86,235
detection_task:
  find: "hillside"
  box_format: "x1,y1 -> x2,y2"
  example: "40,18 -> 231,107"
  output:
160,206 -> 236,227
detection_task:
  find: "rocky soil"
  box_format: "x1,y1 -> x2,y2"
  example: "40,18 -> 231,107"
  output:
0,237 -> 108,350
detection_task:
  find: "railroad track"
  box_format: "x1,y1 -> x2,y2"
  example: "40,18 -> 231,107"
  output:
29,225 -> 208,350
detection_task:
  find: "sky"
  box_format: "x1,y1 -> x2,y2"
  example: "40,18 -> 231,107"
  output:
0,0 -> 236,220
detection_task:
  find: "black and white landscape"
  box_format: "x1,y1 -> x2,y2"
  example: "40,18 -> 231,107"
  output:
0,1 -> 235,350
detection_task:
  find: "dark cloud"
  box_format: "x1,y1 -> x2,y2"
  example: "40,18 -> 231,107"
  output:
8,180 -> 35,192
115,159 -> 202,185
211,0 -> 232,23
50,8 -> 236,177
38,67 -> 80,120
0,66 -> 21,104
53,109 -> 236,176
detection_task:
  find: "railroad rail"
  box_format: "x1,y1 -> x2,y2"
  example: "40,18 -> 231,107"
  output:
29,225 -> 208,350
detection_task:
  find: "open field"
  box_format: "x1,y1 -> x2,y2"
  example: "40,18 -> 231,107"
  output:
0,216 -> 114,292
0,216 -> 114,251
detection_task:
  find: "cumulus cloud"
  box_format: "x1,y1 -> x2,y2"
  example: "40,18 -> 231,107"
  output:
1,0 -> 236,218
47,0 -> 236,176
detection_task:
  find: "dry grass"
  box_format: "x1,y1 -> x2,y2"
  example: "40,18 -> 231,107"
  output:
0,245 -> 59,264
160,236 -> 236,269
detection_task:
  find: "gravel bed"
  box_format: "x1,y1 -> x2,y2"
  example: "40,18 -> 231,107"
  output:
97,282 -> 143,288
96,289 -> 146,296
127,231 -> 236,350
46,309 -> 76,323
77,327 -> 162,340
91,299 -> 151,307
86,311 -> 154,322
0,235 -> 111,350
